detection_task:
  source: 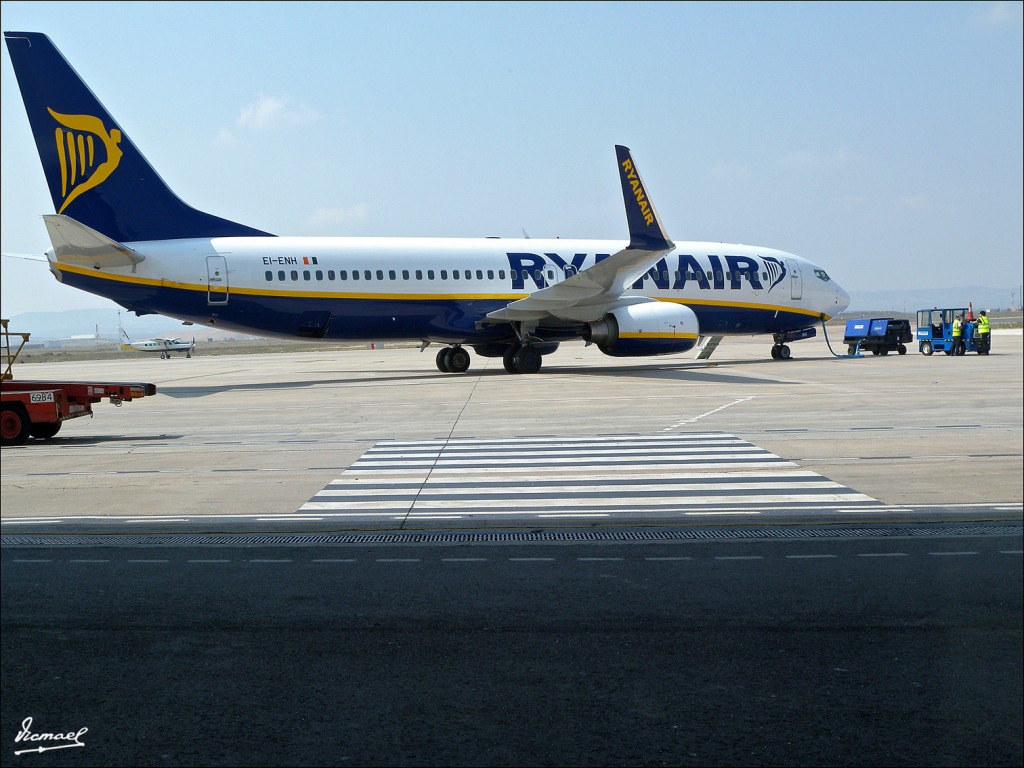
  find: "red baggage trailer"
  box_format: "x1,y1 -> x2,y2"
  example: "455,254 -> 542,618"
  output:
1,320 -> 156,446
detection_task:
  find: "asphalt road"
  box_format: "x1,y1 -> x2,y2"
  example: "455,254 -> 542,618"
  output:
2,528 -> 1021,767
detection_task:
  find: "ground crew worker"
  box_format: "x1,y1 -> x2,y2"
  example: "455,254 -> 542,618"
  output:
977,310 -> 990,353
952,314 -> 964,355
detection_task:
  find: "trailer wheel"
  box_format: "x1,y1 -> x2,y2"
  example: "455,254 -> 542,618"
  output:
1,404 -> 31,446
30,422 -> 62,440
920,341 -> 933,355
897,344 -> 907,355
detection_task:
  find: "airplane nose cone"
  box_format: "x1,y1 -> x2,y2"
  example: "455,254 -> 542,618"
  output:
834,282 -> 851,315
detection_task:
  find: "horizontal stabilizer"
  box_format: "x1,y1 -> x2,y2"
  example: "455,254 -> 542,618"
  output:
43,214 -> 144,269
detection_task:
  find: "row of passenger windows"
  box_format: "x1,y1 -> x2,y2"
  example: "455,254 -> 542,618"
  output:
265,268 -> 511,282
263,269 -> 776,283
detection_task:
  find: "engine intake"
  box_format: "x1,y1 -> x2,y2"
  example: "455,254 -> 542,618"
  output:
583,302 -> 699,357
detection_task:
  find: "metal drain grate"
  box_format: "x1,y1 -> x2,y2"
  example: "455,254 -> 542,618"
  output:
2,523 -> 1020,548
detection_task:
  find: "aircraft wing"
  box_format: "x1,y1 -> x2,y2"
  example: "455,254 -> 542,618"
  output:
485,146 -> 674,325
43,214 -> 144,269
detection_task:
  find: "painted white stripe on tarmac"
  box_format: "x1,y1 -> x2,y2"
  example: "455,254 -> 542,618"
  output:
376,434 -> 731,447
349,460 -> 798,475
858,553 -> 909,557
313,480 -> 846,497
298,432 -> 881,520
2,519 -> 64,525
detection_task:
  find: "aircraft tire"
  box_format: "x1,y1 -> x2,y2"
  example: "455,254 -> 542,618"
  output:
920,341 -> 933,355
435,348 -> 452,372
447,347 -> 471,373
30,421 -> 62,440
779,344 -> 791,360
770,345 -> 780,360
1,404 -> 31,446
514,346 -> 543,374
502,347 -> 520,374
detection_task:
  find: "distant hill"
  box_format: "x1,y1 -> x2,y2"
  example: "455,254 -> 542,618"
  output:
846,285 -> 1016,314
3,309 -> 255,343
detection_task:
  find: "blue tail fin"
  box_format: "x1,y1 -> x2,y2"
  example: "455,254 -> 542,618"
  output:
4,31 -> 273,242
614,145 -> 673,252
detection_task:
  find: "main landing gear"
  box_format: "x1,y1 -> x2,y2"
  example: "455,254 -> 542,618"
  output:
502,344 -> 542,374
433,342 -> 545,374
435,345 -> 471,373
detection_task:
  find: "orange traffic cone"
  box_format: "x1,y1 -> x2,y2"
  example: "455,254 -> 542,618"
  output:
966,302 -> 975,321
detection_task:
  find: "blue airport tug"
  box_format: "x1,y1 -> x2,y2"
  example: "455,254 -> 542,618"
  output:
915,308 -> 989,355
843,318 -> 912,355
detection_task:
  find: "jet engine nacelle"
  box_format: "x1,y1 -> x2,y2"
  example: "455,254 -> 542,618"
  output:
582,302 -> 699,357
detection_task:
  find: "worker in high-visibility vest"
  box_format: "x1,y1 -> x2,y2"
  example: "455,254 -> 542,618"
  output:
952,314 -> 964,355
977,310 -> 991,353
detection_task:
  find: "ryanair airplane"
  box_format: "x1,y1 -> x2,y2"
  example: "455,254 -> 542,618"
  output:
4,31 -> 850,375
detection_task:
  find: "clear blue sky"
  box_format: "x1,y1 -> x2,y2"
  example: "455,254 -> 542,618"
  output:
2,1 -> 1022,317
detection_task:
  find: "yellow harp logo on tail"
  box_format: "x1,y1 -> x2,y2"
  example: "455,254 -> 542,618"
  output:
47,108 -> 123,214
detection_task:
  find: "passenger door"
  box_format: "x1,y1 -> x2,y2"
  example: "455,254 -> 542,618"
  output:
786,259 -> 802,300
207,255 -> 229,305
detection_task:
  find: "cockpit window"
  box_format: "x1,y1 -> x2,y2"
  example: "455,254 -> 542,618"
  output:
814,269 -> 831,282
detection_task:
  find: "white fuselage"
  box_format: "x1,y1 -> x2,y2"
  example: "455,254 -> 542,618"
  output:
50,236 -> 850,343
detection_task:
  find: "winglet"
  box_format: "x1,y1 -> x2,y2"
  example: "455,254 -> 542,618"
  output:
615,145 -> 674,251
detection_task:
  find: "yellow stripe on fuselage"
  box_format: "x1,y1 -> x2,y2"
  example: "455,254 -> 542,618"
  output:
658,295 -> 829,320
55,262 -> 830,319
53,263 -> 526,302
619,332 -> 700,340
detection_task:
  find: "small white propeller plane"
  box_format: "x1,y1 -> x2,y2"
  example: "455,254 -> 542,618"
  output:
119,327 -> 194,359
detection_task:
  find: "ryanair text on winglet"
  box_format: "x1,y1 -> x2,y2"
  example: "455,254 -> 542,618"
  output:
620,158 -> 654,226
